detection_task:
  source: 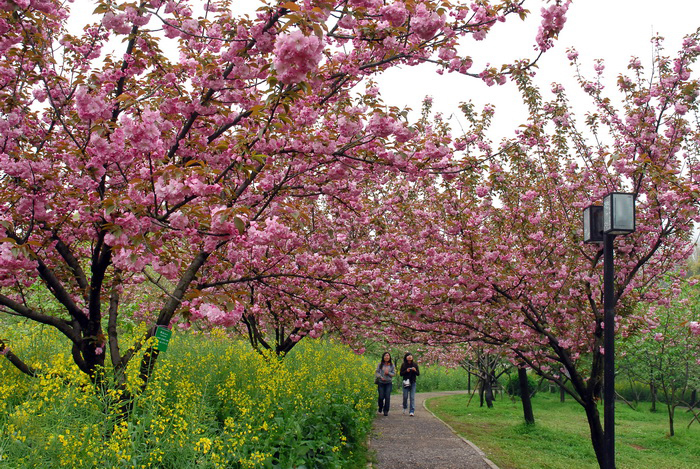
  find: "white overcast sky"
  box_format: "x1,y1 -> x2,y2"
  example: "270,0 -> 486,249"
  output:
376,0 -> 700,141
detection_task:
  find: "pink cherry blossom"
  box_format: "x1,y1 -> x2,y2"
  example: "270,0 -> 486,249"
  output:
536,1 -> 570,51
690,321 -> 700,336
380,2 -> 407,27
411,4 -> 445,41
75,87 -> 110,121
273,30 -> 324,84
102,11 -> 132,35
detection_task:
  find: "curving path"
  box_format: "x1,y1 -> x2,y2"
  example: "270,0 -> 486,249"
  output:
368,391 -> 499,469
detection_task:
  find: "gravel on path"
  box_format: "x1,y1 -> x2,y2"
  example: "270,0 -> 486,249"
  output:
368,391 -> 499,469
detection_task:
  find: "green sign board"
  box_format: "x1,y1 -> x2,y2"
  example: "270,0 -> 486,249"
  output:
155,326 -> 172,352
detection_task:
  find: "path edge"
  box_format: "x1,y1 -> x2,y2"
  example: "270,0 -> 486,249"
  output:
422,395 -> 501,469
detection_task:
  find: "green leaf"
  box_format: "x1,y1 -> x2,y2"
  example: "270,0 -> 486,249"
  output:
104,200 -> 117,216
233,217 -> 246,235
93,4 -> 110,14
280,1 -> 300,11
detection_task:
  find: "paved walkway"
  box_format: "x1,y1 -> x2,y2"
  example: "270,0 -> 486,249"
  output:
368,391 -> 499,469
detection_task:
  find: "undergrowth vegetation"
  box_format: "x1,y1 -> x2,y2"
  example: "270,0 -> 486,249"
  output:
0,323 -> 375,468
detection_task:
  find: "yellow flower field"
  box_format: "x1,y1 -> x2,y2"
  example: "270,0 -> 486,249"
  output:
0,324 -> 376,468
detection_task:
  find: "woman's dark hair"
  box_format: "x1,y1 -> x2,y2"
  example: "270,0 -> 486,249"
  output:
403,352 -> 414,363
379,352 -> 392,367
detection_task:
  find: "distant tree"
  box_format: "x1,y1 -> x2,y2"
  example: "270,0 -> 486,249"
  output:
684,243 -> 700,277
620,282 -> 700,435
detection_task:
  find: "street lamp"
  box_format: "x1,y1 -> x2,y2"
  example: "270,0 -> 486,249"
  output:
602,192 -> 635,235
583,205 -> 604,244
583,192 -> 635,469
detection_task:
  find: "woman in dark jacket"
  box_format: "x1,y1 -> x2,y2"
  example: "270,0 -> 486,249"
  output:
400,352 -> 420,416
375,352 -> 395,416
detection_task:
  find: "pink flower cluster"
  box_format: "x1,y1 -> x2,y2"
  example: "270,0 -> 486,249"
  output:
338,115 -> 363,137
349,0 -> 381,8
75,86 -> 111,121
246,217 -> 294,245
411,4 -> 445,40
102,11 -> 132,35
102,7 -> 150,35
121,109 -> 164,152
536,1 -> 570,51
367,113 -> 397,138
469,4 -> 495,41
380,2 -> 407,27
690,321 -> 700,336
273,30 -> 324,84
2,0 -> 29,10
0,242 -> 37,287
192,303 -> 244,328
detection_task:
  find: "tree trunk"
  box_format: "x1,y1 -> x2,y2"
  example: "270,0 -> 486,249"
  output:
478,379 -> 485,407
484,377 -> 494,408
560,385 -> 566,403
650,380 -> 657,412
668,404 -> 675,437
582,398 -> 607,469
627,375 -> 639,405
518,367 -> 535,425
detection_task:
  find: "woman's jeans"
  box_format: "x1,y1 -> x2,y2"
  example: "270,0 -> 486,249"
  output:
403,381 -> 416,413
377,382 -> 392,415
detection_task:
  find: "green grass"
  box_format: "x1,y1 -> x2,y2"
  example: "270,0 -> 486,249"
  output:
427,392 -> 700,469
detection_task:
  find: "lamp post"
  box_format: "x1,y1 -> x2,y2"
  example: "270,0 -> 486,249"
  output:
583,192 -> 636,469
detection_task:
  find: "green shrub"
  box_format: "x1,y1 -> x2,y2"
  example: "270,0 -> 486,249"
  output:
410,365 -> 472,392
615,381 -> 698,407
504,372 -> 538,398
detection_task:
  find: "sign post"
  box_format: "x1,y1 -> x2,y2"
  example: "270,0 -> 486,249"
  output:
155,326 -> 172,352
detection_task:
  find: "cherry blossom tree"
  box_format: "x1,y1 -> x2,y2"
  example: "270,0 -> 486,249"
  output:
619,281 -> 700,435
363,32 -> 700,468
0,0 -> 564,398
187,191 -> 384,355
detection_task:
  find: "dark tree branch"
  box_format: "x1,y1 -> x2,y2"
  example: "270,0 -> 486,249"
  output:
47,230 -> 89,295
0,339 -> 39,377
0,293 -> 80,343
88,241 -> 112,324
108,278 -> 121,369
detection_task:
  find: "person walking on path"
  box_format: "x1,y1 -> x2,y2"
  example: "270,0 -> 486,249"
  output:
399,352 -> 420,416
375,352 -> 395,416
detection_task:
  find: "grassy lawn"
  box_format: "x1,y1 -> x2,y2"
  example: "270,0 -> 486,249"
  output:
426,393 -> 700,469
